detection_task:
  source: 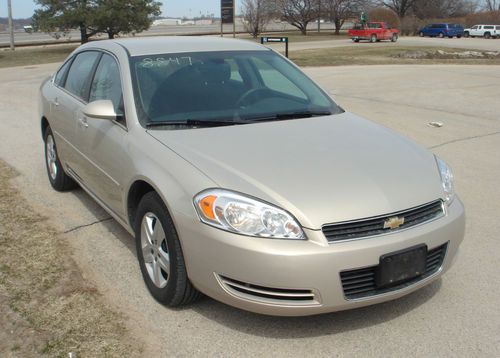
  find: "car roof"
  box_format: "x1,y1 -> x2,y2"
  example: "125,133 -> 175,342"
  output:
92,36 -> 268,56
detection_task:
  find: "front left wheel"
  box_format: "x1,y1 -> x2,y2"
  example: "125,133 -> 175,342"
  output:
134,191 -> 200,306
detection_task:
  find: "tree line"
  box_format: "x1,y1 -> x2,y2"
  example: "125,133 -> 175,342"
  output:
243,0 -> 500,37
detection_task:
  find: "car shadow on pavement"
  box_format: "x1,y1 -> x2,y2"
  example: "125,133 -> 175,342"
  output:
189,278 -> 442,339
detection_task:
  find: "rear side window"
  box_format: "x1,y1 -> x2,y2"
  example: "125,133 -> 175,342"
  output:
89,54 -> 124,117
496,26 -> 500,30
54,58 -> 72,87
484,26 -> 494,30
64,51 -> 100,101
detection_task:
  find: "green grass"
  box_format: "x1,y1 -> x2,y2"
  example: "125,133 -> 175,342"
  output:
289,45 -> 500,66
0,45 -> 77,68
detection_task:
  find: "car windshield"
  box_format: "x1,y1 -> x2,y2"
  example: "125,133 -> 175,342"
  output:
129,50 -> 341,127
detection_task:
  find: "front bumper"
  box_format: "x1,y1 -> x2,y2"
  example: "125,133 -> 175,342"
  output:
175,198 -> 465,316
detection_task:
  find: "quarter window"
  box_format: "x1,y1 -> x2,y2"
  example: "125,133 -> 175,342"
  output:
64,51 -> 100,101
54,59 -> 72,87
89,54 -> 124,117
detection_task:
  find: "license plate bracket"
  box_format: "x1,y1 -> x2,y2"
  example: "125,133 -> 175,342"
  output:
376,244 -> 427,288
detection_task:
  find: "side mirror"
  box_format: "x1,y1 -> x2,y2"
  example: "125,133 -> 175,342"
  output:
83,100 -> 117,120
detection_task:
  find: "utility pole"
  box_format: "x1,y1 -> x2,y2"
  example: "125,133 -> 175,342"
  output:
317,0 -> 321,33
8,0 -> 15,50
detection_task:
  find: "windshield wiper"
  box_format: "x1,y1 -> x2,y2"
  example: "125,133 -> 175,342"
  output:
146,118 -> 249,128
245,110 -> 332,122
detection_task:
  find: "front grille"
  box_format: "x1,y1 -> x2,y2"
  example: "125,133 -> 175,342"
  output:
322,200 -> 444,243
218,275 -> 317,304
340,243 -> 448,300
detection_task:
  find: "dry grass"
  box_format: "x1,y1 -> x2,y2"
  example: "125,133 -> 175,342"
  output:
0,45 -> 77,68
0,160 -> 141,357
290,45 -> 500,66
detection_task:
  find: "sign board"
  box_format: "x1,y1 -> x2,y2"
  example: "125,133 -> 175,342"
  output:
261,37 -> 288,43
221,0 -> 234,24
260,37 -> 289,58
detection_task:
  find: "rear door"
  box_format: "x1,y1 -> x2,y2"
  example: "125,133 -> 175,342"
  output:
54,51 -> 101,177
77,53 -> 129,218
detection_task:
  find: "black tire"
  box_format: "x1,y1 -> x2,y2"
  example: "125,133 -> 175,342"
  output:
463,32 -> 469,38
484,32 -> 491,39
391,34 -> 398,42
134,191 -> 200,306
370,34 -> 377,43
419,31 -> 424,37
457,34 -> 462,38
43,126 -> 77,191
438,32 -> 445,38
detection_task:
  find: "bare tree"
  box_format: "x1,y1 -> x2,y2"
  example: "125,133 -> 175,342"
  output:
277,0 -> 318,35
324,0 -> 354,34
413,0 -> 478,18
379,0 -> 418,17
484,0 -> 500,10
242,0 -> 272,38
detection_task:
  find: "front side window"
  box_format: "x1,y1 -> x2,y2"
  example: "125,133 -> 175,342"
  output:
65,51 -> 100,100
89,53 -> 124,117
130,51 -> 341,127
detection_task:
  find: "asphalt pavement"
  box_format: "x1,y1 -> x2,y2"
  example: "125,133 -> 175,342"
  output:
0,63 -> 499,356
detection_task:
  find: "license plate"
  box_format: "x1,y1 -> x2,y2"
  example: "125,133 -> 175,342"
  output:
376,245 -> 427,288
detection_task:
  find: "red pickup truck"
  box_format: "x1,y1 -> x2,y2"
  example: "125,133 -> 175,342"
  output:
348,22 -> 399,43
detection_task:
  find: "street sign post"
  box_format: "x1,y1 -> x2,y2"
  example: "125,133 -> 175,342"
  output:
261,37 -> 289,58
221,0 -> 236,38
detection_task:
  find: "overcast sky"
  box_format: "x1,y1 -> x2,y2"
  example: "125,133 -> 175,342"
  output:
3,0 -> 234,19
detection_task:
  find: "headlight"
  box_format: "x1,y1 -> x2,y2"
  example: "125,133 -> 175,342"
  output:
435,156 -> 455,205
194,189 -> 304,239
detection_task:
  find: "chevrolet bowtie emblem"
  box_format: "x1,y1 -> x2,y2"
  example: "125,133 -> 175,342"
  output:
383,216 -> 405,230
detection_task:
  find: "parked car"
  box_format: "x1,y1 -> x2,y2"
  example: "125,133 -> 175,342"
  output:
464,25 -> 500,39
418,23 -> 464,38
348,22 -> 399,43
39,37 -> 465,316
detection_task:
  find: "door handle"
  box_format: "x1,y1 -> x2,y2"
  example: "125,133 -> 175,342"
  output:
52,98 -> 59,106
78,117 -> 89,128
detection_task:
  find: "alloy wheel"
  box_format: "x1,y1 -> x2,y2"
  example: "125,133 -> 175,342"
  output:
140,212 -> 170,288
46,134 -> 58,181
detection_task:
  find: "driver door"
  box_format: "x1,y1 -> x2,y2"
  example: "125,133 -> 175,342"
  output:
76,53 -> 129,218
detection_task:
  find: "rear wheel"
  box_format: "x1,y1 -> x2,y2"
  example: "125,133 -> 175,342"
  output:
484,32 -> 491,39
135,191 -> 200,306
370,34 -> 377,43
419,31 -> 424,37
391,34 -> 398,42
457,34 -> 462,38
438,32 -> 445,38
44,126 -> 77,191
463,32 -> 469,38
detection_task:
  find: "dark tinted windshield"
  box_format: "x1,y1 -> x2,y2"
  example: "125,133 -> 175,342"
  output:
130,50 -> 340,126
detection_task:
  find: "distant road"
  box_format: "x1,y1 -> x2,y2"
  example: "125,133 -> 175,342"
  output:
0,22 -> 336,47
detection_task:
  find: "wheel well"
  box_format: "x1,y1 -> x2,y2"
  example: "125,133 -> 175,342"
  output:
41,117 -> 49,138
127,180 -> 156,229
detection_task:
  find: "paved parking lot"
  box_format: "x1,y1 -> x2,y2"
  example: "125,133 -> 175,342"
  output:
0,63 -> 499,356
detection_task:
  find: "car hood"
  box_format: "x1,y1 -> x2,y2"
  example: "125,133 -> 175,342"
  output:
148,112 -> 444,230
